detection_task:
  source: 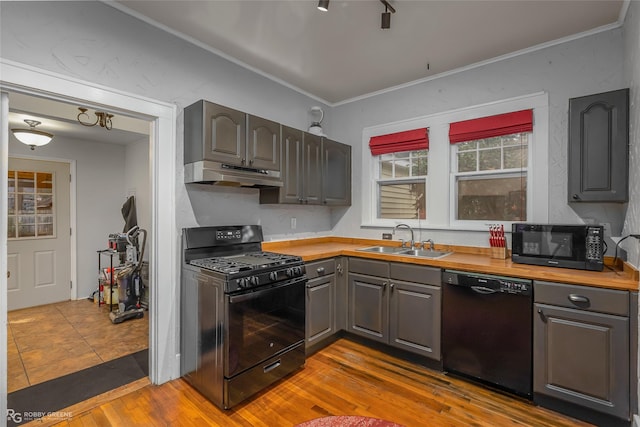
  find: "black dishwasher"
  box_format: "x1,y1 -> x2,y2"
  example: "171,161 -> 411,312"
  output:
442,270 -> 533,399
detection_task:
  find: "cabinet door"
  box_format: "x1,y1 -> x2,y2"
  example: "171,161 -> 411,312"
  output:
322,139 -> 351,206
303,133 -> 323,205
534,303 -> 629,419
348,273 -> 388,343
389,281 -> 441,360
568,88 -> 629,202
247,115 -> 281,171
203,101 -> 246,165
306,274 -> 336,348
280,126 -> 303,204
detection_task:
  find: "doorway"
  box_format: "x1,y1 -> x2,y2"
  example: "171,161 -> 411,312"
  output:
1,60 -> 179,421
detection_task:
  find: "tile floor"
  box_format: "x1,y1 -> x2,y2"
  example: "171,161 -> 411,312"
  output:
7,299 -> 149,393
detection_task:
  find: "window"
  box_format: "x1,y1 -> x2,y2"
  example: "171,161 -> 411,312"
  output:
362,93 -> 548,230
453,133 -> 529,221
7,170 -> 55,239
378,150 -> 428,219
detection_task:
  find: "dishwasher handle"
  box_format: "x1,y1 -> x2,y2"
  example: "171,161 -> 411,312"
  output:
471,285 -> 499,295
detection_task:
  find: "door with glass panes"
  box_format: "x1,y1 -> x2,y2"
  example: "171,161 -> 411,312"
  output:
7,158 -> 71,310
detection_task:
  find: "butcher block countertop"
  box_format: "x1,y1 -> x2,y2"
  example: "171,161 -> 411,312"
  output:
263,236 -> 639,292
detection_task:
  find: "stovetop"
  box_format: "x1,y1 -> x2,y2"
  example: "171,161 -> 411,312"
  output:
189,251 -> 302,275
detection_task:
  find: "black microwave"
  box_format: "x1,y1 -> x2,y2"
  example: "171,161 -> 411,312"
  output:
511,224 -> 604,271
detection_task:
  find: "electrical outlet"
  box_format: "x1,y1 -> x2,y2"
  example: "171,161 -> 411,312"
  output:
382,233 -> 392,240
290,217 -> 297,229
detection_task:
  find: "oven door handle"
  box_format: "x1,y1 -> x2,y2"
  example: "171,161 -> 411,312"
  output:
471,285 -> 498,295
228,279 -> 305,304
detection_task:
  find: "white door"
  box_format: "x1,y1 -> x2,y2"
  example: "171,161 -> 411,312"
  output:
7,158 -> 71,310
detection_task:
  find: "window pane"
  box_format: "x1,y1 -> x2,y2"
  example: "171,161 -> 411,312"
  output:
457,151 -> 476,172
479,148 -> 501,171
394,153 -> 410,178
504,146 -> 527,169
18,215 -> 36,238
17,171 -> 35,193
36,195 -> 53,214
8,194 -> 15,215
410,151 -> 428,176
37,173 -> 53,194
478,137 -> 501,149
380,159 -> 393,179
18,194 -> 35,214
457,141 -> 477,151
379,182 -> 426,219
8,170 -> 15,192
457,175 -> 527,221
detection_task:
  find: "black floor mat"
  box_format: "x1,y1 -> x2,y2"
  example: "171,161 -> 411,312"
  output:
7,349 -> 148,426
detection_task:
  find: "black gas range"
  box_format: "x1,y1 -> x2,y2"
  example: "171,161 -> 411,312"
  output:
180,225 -> 306,409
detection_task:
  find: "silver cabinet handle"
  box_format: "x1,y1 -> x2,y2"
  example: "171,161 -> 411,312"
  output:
568,294 -> 590,304
390,282 -> 395,291
316,267 -> 325,275
538,308 -> 547,322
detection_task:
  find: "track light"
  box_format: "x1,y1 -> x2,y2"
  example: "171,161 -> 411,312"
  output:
380,0 -> 395,29
317,0 -> 329,12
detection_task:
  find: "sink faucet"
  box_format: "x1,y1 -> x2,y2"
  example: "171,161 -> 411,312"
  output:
393,224 -> 414,248
422,239 -> 435,251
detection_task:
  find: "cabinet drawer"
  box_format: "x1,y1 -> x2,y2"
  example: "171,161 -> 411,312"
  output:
306,259 -> 336,280
534,281 -> 629,316
349,258 -> 389,277
390,262 -> 440,286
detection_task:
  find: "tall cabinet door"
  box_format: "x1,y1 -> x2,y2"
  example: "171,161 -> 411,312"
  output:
303,133 -> 323,204
568,88 -> 629,202
247,115 -> 281,171
203,101 -> 246,165
534,303 -> 629,419
280,126 -> 303,204
322,139 -> 351,206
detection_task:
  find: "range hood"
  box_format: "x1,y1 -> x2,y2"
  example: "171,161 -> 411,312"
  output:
184,161 -> 283,188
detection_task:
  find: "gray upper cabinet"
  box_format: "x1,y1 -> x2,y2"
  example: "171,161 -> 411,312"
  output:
247,115 -> 281,171
184,100 -> 281,172
322,138 -> 351,206
568,88 -> 629,202
184,100 -> 246,166
260,132 -> 350,206
534,281 -> 630,420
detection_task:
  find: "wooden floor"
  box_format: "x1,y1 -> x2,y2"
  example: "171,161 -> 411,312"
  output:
44,339 -> 593,427
7,299 -> 149,393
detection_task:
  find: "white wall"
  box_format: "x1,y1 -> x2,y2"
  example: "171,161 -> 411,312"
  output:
329,29 -> 626,247
8,132 -> 127,299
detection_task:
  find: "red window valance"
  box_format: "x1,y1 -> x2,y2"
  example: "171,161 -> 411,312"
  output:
449,109 -> 533,144
369,128 -> 429,156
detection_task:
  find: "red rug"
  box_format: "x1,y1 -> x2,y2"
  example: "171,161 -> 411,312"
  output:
296,416 -> 404,427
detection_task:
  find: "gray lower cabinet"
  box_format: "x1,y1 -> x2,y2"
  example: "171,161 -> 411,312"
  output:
305,259 -> 337,349
534,280 -> 630,420
347,258 -> 441,360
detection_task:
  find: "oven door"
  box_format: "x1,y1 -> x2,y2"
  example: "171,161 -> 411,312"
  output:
225,277 -> 305,378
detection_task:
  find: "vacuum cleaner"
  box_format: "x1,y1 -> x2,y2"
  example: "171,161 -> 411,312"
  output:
109,225 -> 147,324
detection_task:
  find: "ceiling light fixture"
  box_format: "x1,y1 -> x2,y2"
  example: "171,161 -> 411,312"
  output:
317,0 -> 329,12
77,107 -> 114,130
380,0 -> 396,29
11,119 -> 54,150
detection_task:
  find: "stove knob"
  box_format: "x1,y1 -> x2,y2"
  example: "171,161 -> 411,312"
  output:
294,266 -> 302,276
286,268 -> 294,278
269,271 -> 278,281
250,276 -> 259,286
237,278 -> 247,288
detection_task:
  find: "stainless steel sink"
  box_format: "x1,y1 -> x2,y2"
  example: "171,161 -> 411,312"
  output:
396,249 -> 452,259
357,246 -> 405,254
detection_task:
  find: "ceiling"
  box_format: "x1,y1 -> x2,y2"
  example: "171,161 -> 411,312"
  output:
115,0 -> 625,104
8,93 -> 149,147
